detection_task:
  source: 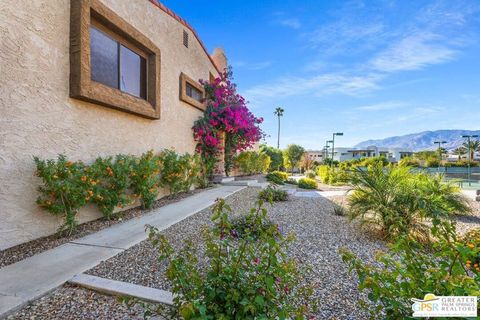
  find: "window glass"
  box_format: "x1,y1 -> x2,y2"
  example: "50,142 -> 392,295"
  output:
90,26 -> 118,88
186,82 -> 203,102
120,45 -> 147,99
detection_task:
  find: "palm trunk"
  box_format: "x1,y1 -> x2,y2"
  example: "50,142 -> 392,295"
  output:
277,116 -> 280,149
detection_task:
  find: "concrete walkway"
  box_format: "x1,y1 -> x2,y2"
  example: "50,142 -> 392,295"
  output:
0,185 -> 244,318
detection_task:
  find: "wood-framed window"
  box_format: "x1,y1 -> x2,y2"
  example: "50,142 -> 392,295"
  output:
179,72 -> 205,111
70,0 -> 161,119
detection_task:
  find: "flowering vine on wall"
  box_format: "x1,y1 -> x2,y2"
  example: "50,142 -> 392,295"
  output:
193,68 -> 264,177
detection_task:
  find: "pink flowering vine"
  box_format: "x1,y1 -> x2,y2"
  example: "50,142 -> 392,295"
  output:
193,68 -> 264,176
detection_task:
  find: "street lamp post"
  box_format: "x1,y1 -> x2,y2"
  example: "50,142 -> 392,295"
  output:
323,145 -> 330,163
434,140 -> 447,173
331,133 -> 343,167
462,134 -> 479,186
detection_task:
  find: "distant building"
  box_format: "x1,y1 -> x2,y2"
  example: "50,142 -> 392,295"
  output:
307,146 -> 413,163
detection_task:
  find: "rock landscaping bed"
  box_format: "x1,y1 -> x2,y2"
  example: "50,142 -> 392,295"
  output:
12,187 -> 386,319
7,284 -> 154,320
0,188 -> 211,268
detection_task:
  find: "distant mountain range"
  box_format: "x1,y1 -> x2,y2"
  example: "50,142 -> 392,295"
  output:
354,130 -> 480,152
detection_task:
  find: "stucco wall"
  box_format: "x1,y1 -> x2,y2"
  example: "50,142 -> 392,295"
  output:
0,0 -> 222,249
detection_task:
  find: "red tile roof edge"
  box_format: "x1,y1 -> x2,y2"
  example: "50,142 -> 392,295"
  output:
148,0 -> 222,74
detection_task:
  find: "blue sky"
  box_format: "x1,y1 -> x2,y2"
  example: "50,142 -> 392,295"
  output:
162,0 -> 480,149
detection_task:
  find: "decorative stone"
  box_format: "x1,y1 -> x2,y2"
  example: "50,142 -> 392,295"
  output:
476,195 -> 480,202
476,190 -> 480,195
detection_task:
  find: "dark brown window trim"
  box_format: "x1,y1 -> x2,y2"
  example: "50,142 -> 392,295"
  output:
179,72 -> 205,111
70,0 -> 161,119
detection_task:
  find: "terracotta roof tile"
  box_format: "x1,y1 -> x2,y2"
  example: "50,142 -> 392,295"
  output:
148,0 -> 221,73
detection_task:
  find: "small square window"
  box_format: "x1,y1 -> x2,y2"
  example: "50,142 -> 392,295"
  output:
186,82 -> 203,102
180,72 -> 205,111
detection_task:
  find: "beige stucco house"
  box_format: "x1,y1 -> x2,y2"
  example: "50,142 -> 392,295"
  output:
0,0 -> 228,250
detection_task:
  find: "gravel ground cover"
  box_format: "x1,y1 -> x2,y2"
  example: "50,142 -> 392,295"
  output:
0,187 -> 211,268
7,284 -> 155,320
10,187 -> 386,319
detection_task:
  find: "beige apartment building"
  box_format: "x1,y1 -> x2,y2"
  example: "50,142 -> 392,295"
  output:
0,0 -> 227,249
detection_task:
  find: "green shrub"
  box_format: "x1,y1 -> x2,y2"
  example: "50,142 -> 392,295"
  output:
89,155 -> 134,219
398,156 -> 420,167
304,170 -> 316,179
444,161 -> 479,167
340,220 -> 480,319
332,203 -> 347,216
130,150 -> 161,209
260,144 -> 284,171
35,150 -> 207,232
298,178 -> 317,189
230,213 -> 277,240
234,151 -> 271,176
265,170 -> 288,185
348,164 -> 470,240
315,165 -> 350,185
159,150 -> 200,195
258,185 -> 288,202
285,178 -> 298,185
34,155 -> 91,234
141,199 -> 317,319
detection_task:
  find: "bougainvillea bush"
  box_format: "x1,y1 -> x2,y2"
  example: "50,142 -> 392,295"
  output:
193,68 -> 264,176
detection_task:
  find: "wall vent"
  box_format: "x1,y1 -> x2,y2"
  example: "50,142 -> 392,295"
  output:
183,30 -> 189,48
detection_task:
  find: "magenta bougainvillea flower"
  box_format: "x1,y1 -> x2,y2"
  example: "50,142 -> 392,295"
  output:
193,68 -> 264,175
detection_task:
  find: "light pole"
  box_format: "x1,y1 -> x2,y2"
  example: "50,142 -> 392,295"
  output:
331,133 -> 343,167
323,145 -> 330,163
462,134 -> 478,186
434,140 -> 447,173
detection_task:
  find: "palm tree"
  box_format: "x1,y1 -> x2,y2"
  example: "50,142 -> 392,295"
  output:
274,107 -> 284,149
462,140 -> 480,161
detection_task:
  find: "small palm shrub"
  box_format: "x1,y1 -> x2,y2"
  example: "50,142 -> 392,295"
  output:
348,164 -> 470,240
141,199 -> 317,319
340,219 -> 480,319
234,151 -> 271,175
298,178 -> 317,189
265,170 -> 288,185
258,185 -> 288,202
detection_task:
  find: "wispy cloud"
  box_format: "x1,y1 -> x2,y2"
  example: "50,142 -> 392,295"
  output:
354,101 -> 407,111
245,72 -> 382,103
278,18 -> 301,29
246,0 -> 480,108
370,32 -> 457,72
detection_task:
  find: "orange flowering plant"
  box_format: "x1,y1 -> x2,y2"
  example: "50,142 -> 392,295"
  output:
34,155 -> 92,234
35,150 -> 204,233
89,155 -> 135,219
158,150 -> 201,195
130,150 -> 162,209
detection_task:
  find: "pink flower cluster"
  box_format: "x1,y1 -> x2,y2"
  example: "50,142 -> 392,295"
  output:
193,70 -> 264,159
